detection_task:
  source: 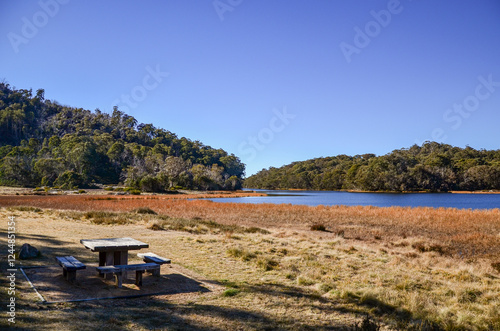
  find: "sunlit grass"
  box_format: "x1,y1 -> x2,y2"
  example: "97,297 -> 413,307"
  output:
1,194 -> 500,329
1,194 -> 499,260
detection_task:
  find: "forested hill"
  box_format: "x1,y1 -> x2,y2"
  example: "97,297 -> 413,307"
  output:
244,143 -> 500,192
0,83 -> 244,191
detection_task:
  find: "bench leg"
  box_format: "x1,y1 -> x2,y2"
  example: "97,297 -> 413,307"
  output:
152,266 -> 160,277
66,270 -> 77,283
114,272 -> 123,288
135,270 -> 145,286
63,268 -> 67,278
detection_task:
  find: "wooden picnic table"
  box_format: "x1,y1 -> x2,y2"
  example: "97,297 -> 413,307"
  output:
80,237 -> 149,278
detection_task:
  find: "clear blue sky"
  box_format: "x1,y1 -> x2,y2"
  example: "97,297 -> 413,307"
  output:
1,0 -> 500,176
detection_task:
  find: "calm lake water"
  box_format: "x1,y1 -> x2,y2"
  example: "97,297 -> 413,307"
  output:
206,190 -> 500,210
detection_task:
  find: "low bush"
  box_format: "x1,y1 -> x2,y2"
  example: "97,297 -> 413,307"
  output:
297,276 -> 315,286
149,222 -> 164,231
84,211 -> 129,225
227,247 -> 256,261
412,242 -> 446,255
256,257 -> 279,271
133,207 -> 157,215
311,223 -> 326,231
9,206 -> 42,213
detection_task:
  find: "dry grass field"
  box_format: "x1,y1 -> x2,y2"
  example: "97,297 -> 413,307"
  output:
1,192 -> 499,330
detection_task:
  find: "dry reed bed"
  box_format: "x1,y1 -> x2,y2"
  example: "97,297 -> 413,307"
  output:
1,195 -> 499,260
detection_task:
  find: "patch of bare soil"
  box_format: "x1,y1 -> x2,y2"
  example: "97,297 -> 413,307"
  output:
22,263 -> 223,303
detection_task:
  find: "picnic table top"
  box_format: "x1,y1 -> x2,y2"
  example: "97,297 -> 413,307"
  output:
80,237 -> 149,252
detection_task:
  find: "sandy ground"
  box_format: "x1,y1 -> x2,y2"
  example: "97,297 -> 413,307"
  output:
2,208 -> 225,305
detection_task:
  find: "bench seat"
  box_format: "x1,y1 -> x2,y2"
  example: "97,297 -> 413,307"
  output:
96,263 -> 160,287
137,252 -> 171,265
56,256 -> 86,283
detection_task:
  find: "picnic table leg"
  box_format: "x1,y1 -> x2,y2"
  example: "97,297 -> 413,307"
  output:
98,252 -> 106,278
115,251 -> 128,279
104,252 -> 114,279
114,251 -> 128,265
99,252 -> 106,266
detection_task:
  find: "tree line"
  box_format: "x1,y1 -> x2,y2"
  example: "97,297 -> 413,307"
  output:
0,83 -> 244,191
244,142 -> 500,192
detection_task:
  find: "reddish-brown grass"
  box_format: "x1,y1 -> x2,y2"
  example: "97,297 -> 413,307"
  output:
1,194 -> 499,259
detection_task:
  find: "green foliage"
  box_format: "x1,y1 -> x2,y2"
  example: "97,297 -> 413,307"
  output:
53,170 -> 83,190
0,83 -> 244,190
222,288 -> 240,297
245,142 -> 500,192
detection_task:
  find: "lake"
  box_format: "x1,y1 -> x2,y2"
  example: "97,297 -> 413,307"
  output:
206,190 -> 500,210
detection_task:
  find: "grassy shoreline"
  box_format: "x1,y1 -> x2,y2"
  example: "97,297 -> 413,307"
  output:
1,194 -> 499,330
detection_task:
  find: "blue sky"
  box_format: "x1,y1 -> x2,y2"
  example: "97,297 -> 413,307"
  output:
1,0 -> 500,176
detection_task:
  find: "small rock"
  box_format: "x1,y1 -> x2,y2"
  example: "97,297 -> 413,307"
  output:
19,243 -> 40,259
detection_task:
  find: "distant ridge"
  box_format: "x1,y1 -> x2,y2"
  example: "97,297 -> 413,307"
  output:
0,82 -> 244,191
244,142 -> 500,192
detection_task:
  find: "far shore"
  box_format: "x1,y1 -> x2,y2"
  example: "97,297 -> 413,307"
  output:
245,187 -> 500,194
1,185 -> 499,199
0,186 -> 266,198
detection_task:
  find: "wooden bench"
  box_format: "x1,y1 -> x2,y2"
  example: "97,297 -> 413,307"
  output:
137,252 -> 171,265
56,256 -> 86,283
96,263 -> 160,288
